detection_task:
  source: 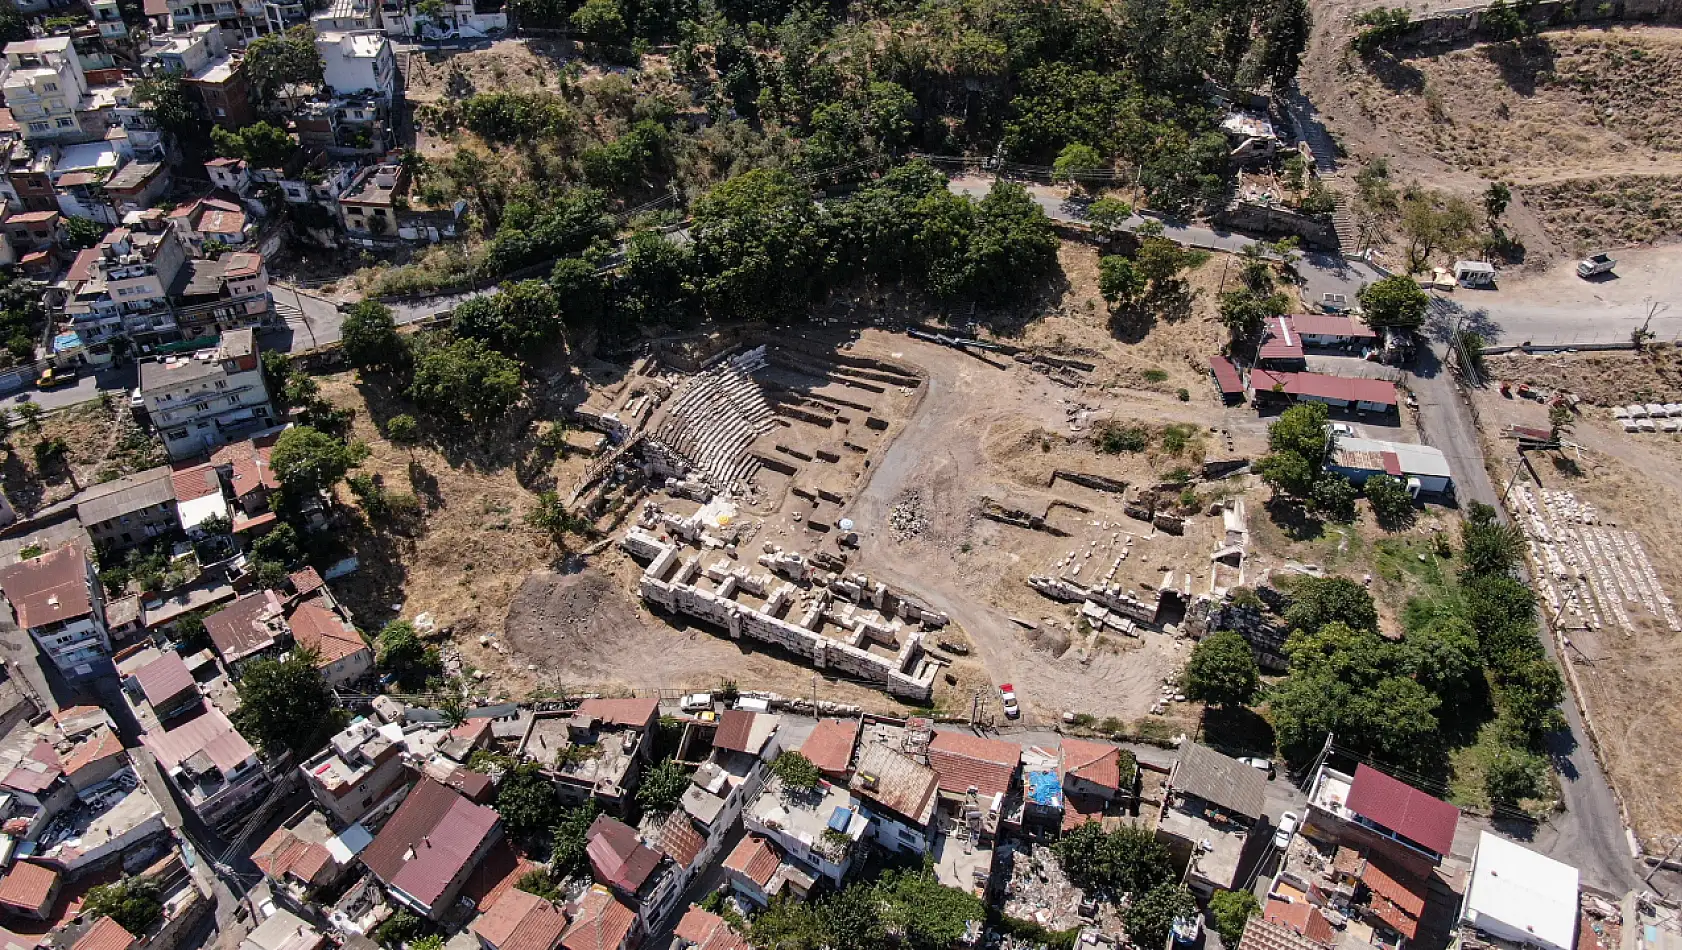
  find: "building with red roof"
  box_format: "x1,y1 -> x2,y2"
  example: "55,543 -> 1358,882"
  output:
796,718 -> 860,778
471,888 -> 570,950
721,834 -> 784,909
1210,357 -> 1246,405
0,862 -> 59,919
141,707 -> 268,830
124,650 -> 200,722
286,597 -> 372,687
68,917 -> 135,950
1248,368 -> 1398,413
1344,764 -> 1459,861
673,906 -> 750,950
0,544 -> 109,680
1264,898 -> 1337,946
202,589 -> 288,667
583,814 -> 683,931
927,730 -> 1020,805
359,779 -> 502,920
560,887 -> 635,950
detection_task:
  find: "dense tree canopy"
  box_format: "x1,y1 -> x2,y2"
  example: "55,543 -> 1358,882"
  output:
407,337 -> 525,426
1184,630 -> 1261,708
341,301 -> 404,371
234,648 -> 345,759
271,426 -> 359,499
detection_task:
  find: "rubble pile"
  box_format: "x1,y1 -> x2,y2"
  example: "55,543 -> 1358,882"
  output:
890,490 -> 928,541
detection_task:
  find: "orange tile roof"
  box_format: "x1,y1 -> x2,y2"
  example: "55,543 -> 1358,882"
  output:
0,863 -> 57,912
1264,899 -> 1336,946
252,827 -> 336,887
169,462 -> 222,502
287,597 -> 367,666
643,810 -> 704,869
575,698 -> 657,729
561,888 -> 634,950
673,907 -> 750,950
1061,738 -> 1124,791
1361,857 -> 1427,918
927,730 -> 1019,800
798,719 -> 859,775
459,840 -> 538,913
61,726 -> 123,777
722,835 -> 779,888
472,888 -> 568,950
69,918 -> 134,950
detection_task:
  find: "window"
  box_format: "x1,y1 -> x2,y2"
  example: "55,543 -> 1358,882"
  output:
55,118 -> 73,128
42,83 -> 55,92
196,421 -> 210,429
27,121 -> 47,132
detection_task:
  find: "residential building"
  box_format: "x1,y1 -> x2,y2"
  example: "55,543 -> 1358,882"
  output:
359,778 -> 503,920
315,31 -> 394,100
241,907 -> 327,950
0,543 -> 110,678
721,833 -> 791,909
170,251 -> 274,340
1460,832 -> 1578,950
337,160 -> 461,242
848,741 -> 938,855
61,227 -> 186,345
251,809 -> 360,907
287,595 -> 373,687
122,648 -> 202,723
1058,737 -> 1133,830
169,195 -> 250,253
0,861 -> 60,918
1327,437 -> 1453,497
672,907 -> 750,950
519,698 -> 657,815
211,433 -> 280,532
139,328 -> 276,460
0,716 -> 77,830
2,39 -> 90,142
470,888 -> 569,950
1288,313 -> 1379,349
205,156 -> 251,195
585,814 -> 683,936
68,918 -> 137,950
797,718 -> 859,779
202,588 -> 288,668
925,730 -> 1018,847
4,208 -> 65,251
70,465 -> 178,549
300,716 -> 408,825
1237,914 -> 1333,950
1157,741 -> 1267,897
1248,368 -> 1399,414
140,706 -> 270,829
743,772 -> 868,887
560,886 -> 636,950
102,160 -> 171,216
1305,764 -> 1460,874
675,719 -> 778,884
172,460 -> 232,536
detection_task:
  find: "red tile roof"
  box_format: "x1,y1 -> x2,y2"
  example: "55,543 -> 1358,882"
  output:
798,719 -> 859,775
0,545 -> 93,629
927,730 -> 1019,800
62,727 -> 124,777
66,248 -> 99,283
722,834 -> 779,888
643,810 -> 704,869
471,888 -> 568,950
575,698 -> 657,730
1361,856 -> 1427,919
287,597 -> 368,666
361,779 -> 501,910
1346,764 -> 1459,856
459,840 -> 539,913
1239,915 -> 1331,950
170,462 -> 222,502
132,651 -> 196,708
1288,314 -> 1377,340
711,710 -> 757,754
0,109 -> 16,134
252,827 -> 335,887
0,863 -> 57,912
202,589 -> 286,663
674,907 -> 750,950
585,816 -> 660,894
70,918 -> 135,950
1061,738 -> 1124,791
9,211 -> 57,224
289,567 -> 324,597
1264,899 -> 1336,946
561,888 -> 634,950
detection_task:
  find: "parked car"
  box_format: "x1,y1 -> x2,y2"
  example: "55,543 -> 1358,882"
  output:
679,692 -> 713,712
1577,253 -> 1616,279
36,367 -> 70,389
1240,756 -> 1276,780
999,684 -> 1020,719
1327,422 -> 1355,439
129,387 -> 144,410
1274,811 -> 1300,849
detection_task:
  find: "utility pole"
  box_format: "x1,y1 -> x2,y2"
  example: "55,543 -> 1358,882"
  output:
1644,834 -> 1682,890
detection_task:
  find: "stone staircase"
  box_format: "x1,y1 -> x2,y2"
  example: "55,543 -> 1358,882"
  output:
1330,193 -> 1361,255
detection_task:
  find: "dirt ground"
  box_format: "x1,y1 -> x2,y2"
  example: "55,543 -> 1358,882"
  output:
404,38 -> 579,106
1471,372 -> 1682,844
1485,348 -> 1682,406
0,399 -> 165,517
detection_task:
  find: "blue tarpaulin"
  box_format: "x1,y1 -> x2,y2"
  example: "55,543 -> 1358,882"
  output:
828,806 -> 853,832
52,331 -> 81,353
1026,770 -> 1063,808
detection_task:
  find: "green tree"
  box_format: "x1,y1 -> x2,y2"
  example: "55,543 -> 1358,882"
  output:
691,168 -> 831,322
550,258 -> 608,329
864,82 -> 916,147
1052,823 -> 1175,898
1284,575 -> 1378,634
1125,884 -> 1197,950
1183,631 -> 1260,708
1398,192 -> 1477,274
770,750 -> 822,790
1485,747 -> 1545,806
243,26 -> 325,108
613,231 -> 694,328
526,491 -> 591,541
1364,473 -> 1415,528
1209,888 -> 1262,946
386,414 -> 419,446
636,758 -> 690,815
234,648 -> 344,758
407,337 -> 524,427
1255,402 -> 1332,499
963,181 -> 1059,301
515,869 -> 562,903
1484,181 -> 1512,227
376,620 -> 426,668
211,121 -> 295,168
1357,275 -> 1430,329
496,761 -> 562,844
1460,501 -> 1524,577
1085,197 -> 1133,239
1312,474 -> 1358,521
82,877 -> 163,936
1218,286 -> 1290,339
135,74 -> 207,149
551,800 -> 600,877
272,425 -> 358,499
17,401 -> 42,433
0,1 -> 30,46
65,217 -> 109,249
453,281 -> 562,355
572,0 -> 628,44
1098,256 -> 1146,311
1052,143 -> 1105,190
250,522 -> 299,565
374,909 -> 424,948
877,869 -> 986,950
340,301 -> 404,371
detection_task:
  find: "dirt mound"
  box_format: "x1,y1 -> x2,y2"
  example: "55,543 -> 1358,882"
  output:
504,571 -> 664,659
1024,623 -> 1073,658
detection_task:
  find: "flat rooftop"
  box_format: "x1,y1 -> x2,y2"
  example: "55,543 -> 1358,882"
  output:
1159,802 -> 1246,890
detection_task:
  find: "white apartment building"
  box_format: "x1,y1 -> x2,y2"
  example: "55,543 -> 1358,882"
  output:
64,228 -> 187,345
140,328 -> 276,460
1,38 -> 90,142
0,544 -> 111,679
315,31 -> 394,100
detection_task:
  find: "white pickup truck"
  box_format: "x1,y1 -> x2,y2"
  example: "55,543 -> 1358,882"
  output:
1578,253 -> 1616,278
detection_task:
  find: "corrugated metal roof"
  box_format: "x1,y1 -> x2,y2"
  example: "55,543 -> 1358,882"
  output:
849,743 -> 937,826
574,699 -> 656,730
132,651 -> 195,708
1345,764 -> 1459,856
1171,742 -> 1265,819
1288,314 -> 1376,339
141,707 -> 254,774
361,779 -> 501,910
203,590 -> 286,663
585,816 -> 660,894
0,544 -> 93,628
1210,357 -> 1244,395
798,719 -> 859,775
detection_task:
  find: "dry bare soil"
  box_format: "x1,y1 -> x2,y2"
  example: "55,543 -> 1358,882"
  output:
1472,356 -> 1682,843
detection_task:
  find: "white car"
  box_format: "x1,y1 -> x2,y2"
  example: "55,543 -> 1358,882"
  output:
1328,422 -> 1355,439
999,684 -> 1020,719
1274,811 -> 1299,849
1239,756 -> 1276,780
679,692 -> 713,713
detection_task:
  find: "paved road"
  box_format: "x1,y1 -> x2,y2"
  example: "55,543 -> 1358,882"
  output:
950,177 -> 1265,254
